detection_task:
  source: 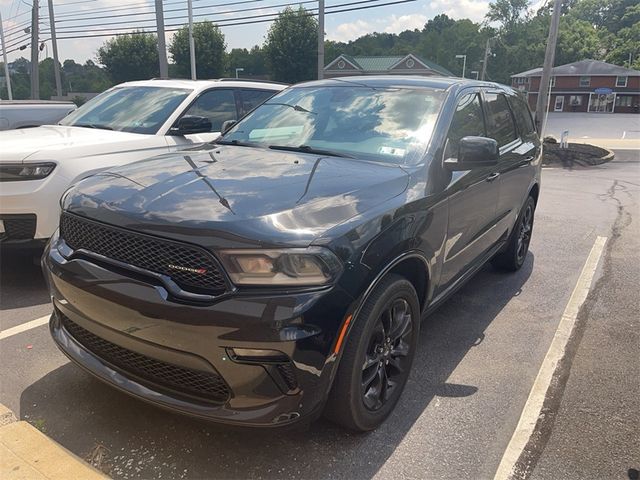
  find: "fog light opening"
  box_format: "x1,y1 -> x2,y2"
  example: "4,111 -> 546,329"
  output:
227,347 -> 289,363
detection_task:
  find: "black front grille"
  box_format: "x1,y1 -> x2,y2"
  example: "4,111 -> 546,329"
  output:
0,215 -> 36,240
59,313 -> 230,403
60,212 -> 227,296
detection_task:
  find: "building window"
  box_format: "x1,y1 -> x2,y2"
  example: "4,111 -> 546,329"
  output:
579,76 -> 591,87
337,60 -> 346,69
615,95 -> 633,107
569,95 -> 583,106
516,77 -> 526,84
616,76 -> 628,87
406,58 -> 415,68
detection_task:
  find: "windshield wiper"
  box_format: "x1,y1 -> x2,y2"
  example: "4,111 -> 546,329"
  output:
268,145 -> 354,158
214,139 -> 258,147
74,123 -> 113,131
264,103 -> 316,115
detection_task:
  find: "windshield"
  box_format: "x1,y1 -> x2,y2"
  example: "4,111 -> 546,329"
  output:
221,84 -> 445,164
60,86 -> 191,134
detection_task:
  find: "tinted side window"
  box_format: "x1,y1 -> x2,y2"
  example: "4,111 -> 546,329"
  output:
444,93 -> 485,159
508,95 -> 535,135
240,89 -> 275,116
484,93 -> 517,147
183,89 -> 237,132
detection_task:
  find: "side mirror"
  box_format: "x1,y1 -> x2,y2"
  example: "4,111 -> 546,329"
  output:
170,115 -> 212,135
444,136 -> 499,171
221,120 -> 237,134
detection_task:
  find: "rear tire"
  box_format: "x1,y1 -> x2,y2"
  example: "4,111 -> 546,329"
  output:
324,274 -> 420,432
492,196 -> 535,271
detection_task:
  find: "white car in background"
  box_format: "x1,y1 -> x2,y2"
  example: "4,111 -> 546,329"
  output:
0,78 -> 286,245
0,100 -> 77,130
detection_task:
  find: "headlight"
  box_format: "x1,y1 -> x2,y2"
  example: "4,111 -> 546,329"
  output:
218,247 -> 342,286
0,162 -> 56,181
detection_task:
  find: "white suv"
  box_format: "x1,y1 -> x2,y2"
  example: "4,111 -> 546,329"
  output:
0,78 -> 286,245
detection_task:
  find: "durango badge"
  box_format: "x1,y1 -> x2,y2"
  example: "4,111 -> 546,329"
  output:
167,264 -> 208,275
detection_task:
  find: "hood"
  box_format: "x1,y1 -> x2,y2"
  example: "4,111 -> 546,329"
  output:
0,125 -> 150,162
64,145 -> 410,248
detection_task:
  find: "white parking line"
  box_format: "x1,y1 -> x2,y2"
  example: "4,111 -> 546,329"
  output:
0,314 -> 51,340
494,235 -> 607,480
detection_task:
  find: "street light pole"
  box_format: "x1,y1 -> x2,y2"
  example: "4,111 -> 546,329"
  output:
480,37 -> 491,81
235,68 -> 244,79
47,0 -> 62,98
187,0 -> 196,80
0,11 -> 13,100
455,54 -> 466,78
154,0 -> 169,78
30,0 -> 39,99
317,0 -> 325,79
535,0 -> 562,133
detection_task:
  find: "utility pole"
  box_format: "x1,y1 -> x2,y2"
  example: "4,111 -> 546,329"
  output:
30,0 -> 39,99
47,0 -> 62,98
480,37 -> 491,80
535,0 -> 562,133
317,0 -> 325,79
154,0 -> 168,78
187,0 -> 196,79
0,11 -> 13,100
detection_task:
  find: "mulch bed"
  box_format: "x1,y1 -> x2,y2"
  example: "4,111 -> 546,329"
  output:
543,142 -> 614,167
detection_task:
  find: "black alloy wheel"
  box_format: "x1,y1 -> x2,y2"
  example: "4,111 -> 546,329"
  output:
492,195 -> 536,271
324,274 -> 420,431
516,202 -> 534,264
361,298 -> 413,411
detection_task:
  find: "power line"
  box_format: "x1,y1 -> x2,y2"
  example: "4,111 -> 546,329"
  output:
52,0 -> 316,31
2,0 -> 416,55
44,0 -> 388,34
53,0 -> 416,40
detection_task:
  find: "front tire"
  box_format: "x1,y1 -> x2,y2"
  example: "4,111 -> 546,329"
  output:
492,196 -> 535,271
324,274 -> 420,432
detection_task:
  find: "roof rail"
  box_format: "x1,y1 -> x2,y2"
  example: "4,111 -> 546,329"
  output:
216,78 -> 290,85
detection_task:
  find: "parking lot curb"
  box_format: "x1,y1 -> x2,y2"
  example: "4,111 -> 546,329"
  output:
0,404 -> 107,479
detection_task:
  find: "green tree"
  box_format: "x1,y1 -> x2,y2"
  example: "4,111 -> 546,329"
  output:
486,0 -> 530,30
97,32 -> 159,84
227,45 -> 268,77
170,21 -> 227,78
264,7 -> 318,83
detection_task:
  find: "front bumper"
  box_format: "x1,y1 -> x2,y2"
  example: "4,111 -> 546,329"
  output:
0,172 -> 68,241
44,237 -> 354,427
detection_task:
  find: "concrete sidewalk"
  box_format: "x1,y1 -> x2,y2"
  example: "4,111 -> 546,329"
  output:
0,404 -> 106,479
530,150 -> 640,479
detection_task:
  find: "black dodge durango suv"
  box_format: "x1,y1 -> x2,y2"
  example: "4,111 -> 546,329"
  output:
44,76 -> 541,431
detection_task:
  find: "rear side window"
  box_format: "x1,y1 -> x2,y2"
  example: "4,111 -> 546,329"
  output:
483,93 -> 517,147
508,95 -> 535,135
240,89 -> 275,116
183,89 -> 237,132
444,93 -> 485,159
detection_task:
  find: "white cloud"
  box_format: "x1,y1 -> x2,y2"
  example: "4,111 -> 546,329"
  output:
428,0 -> 490,23
383,14 -> 428,34
329,14 -> 427,43
330,20 -> 375,43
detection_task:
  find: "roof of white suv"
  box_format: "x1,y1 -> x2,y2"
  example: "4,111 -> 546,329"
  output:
119,78 -> 288,92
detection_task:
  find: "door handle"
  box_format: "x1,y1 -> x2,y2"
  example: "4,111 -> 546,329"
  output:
485,172 -> 500,182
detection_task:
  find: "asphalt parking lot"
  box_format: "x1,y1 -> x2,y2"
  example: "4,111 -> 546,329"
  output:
1,149 -> 638,479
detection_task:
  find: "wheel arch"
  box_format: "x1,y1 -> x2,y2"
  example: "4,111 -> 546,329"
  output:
333,251 -> 431,359
529,182 -> 540,205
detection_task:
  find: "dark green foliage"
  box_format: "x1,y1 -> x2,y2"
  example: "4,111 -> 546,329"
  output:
169,21 -> 227,79
264,7 -> 318,83
97,32 -> 159,84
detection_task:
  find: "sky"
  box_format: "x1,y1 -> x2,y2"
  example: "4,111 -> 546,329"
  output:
0,0 -> 495,65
